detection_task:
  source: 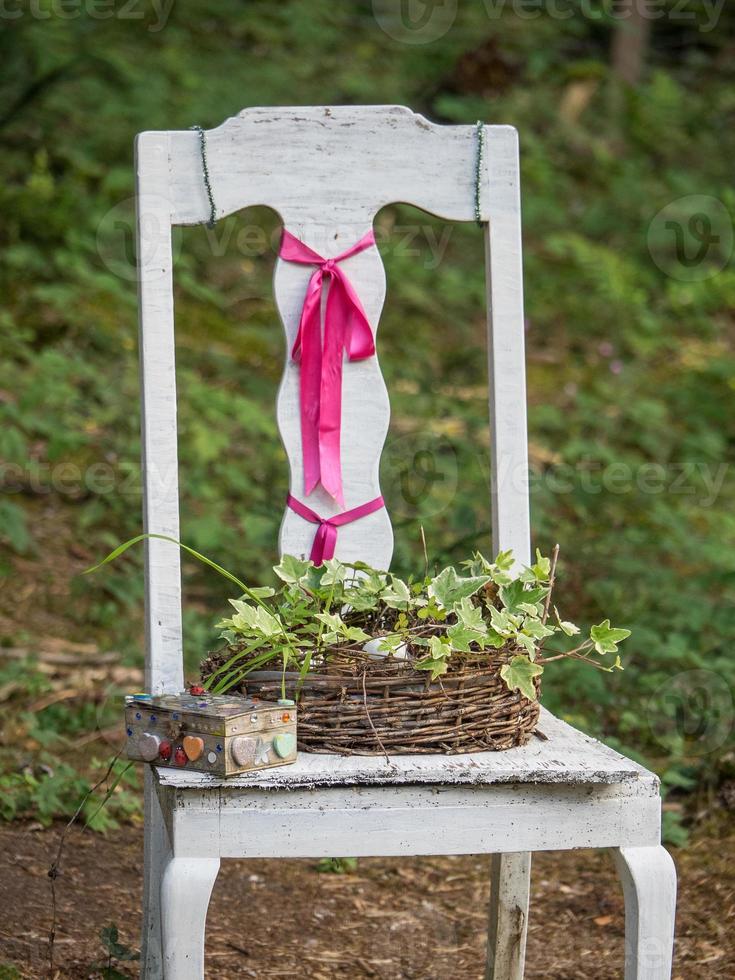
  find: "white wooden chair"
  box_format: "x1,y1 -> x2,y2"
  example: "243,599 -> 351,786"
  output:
135,106 -> 676,979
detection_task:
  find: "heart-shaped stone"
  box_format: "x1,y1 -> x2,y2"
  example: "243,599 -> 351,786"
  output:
138,732 -> 160,762
273,732 -> 296,759
231,736 -> 258,767
183,736 -> 204,761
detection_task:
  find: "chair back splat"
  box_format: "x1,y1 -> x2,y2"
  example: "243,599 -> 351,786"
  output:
135,105 -> 530,694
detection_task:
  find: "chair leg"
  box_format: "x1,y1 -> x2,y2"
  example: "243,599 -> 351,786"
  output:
485,851 -> 531,980
160,854 -> 220,979
141,770 -> 170,979
612,846 -> 677,980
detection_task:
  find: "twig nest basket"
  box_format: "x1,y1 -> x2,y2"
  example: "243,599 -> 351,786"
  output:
201,650 -> 540,755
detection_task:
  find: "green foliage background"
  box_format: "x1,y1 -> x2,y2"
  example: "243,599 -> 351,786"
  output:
1,1 -> 734,829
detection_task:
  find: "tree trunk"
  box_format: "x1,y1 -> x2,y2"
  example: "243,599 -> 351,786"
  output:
611,4 -> 652,86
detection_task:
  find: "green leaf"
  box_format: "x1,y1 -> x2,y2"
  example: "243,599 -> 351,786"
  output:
500,580 -> 548,613
455,596 -> 485,631
500,656 -> 543,700
590,619 -> 632,655
273,554 -> 312,584
382,576 -> 411,610
447,623 -> 484,652
515,632 -> 538,660
521,548 -> 551,582
344,626 -> 371,642
489,607 -> 517,637
522,619 -> 555,641
415,656 -> 449,680
315,611 -> 345,632
554,606 -> 580,636
429,567 -> 491,610
247,586 -> 276,599
230,601 -> 282,638
495,550 -> 515,573
320,558 -> 346,587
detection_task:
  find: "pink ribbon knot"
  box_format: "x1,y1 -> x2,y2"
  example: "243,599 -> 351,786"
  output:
286,493 -> 385,566
279,228 -> 377,507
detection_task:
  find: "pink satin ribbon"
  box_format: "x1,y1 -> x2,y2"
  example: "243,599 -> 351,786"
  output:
287,493 -> 385,566
280,228 -> 377,507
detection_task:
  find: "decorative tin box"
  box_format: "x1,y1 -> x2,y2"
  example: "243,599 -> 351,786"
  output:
124,691 -> 297,776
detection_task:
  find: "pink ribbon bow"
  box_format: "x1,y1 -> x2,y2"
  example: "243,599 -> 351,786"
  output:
280,228 -> 377,507
287,493 -> 385,566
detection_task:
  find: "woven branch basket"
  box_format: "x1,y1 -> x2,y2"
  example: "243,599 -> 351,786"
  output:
202,650 -> 540,756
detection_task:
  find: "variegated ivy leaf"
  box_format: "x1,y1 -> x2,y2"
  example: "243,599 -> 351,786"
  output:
500,656 -> 543,700
273,554 -> 312,584
416,636 -> 452,679
554,606 -> 580,636
490,607 -> 518,637
382,576 -> 411,610
521,548 -> 552,583
590,620 -> 631,655
428,566 -> 491,610
462,550 -> 513,583
518,601 -> 543,616
515,632 -> 538,660
344,626 -> 371,642
415,656 -> 449,680
320,559 -> 347,587
316,612 -> 370,645
233,586 -> 275,600
499,580 -> 548,615
455,596 -> 485,631
447,624 -> 485,653
522,619 -> 555,641
342,587 -> 380,612
375,632 -> 405,653
316,611 -> 345,632
230,602 -> 283,637
484,628 -> 507,649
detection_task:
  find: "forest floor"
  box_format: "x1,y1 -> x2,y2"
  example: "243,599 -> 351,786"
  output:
0,817 -> 733,979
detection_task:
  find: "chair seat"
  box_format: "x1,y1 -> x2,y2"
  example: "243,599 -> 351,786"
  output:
155,708 -> 655,792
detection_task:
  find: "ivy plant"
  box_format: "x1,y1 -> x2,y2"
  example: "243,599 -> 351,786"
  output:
202,546 -> 630,699
89,537 -> 630,701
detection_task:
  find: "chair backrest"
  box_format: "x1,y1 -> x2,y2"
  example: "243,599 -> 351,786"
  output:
135,105 -> 530,693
